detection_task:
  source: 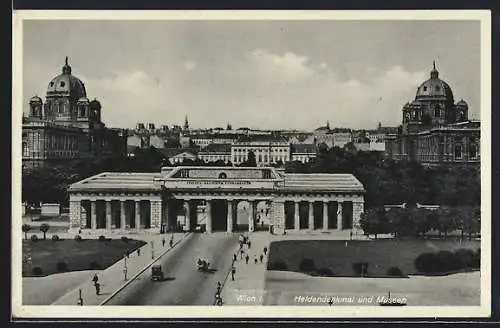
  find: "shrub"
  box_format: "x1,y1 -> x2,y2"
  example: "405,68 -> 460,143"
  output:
56,261 -> 67,273
30,235 -> 38,242
121,236 -> 129,243
32,267 -> 43,275
414,252 -> 438,273
298,258 -> 316,272
52,235 -> 60,242
74,235 -> 82,242
317,268 -> 334,277
98,235 -> 106,242
454,248 -> 476,269
89,261 -> 100,270
268,260 -> 288,271
352,262 -> 369,276
386,266 -> 404,277
436,250 -> 460,271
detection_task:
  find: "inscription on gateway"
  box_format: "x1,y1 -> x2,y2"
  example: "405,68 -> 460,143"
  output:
186,180 -> 251,185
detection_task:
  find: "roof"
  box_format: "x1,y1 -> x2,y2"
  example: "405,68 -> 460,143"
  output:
69,172 -> 161,192
200,143 -> 232,153
158,148 -> 199,158
281,173 -> 365,192
235,134 -> 288,143
292,144 -> 317,154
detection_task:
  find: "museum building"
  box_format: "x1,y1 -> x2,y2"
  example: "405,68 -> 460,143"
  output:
385,62 -> 480,165
22,57 -> 126,168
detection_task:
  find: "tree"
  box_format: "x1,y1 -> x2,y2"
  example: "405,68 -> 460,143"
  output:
39,223 -> 50,240
22,224 -> 31,240
459,206 -> 480,240
435,207 -> 458,239
359,207 -> 390,239
410,208 -> 432,238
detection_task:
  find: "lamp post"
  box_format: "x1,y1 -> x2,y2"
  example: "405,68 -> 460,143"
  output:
77,288 -> 83,306
151,240 -> 155,259
123,255 -> 128,281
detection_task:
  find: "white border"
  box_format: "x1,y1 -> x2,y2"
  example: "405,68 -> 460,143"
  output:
12,10 -> 492,319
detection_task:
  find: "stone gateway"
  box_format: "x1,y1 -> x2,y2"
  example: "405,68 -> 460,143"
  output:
68,166 -> 365,234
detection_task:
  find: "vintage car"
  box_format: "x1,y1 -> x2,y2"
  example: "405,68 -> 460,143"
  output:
151,265 -> 164,281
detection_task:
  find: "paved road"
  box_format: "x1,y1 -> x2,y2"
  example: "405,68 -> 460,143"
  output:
106,232 -> 239,305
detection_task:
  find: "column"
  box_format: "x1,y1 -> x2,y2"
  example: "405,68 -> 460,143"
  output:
184,200 -> 191,231
206,200 -> 212,233
352,199 -> 364,232
337,201 -> 343,231
162,200 -> 169,232
106,200 -> 112,229
120,200 -> 126,229
249,200 -> 256,232
308,201 -> 314,231
69,199 -> 81,230
272,200 -> 285,235
294,201 -> 300,231
226,200 -> 233,233
323,201 -> 328,231
150,199 -> 161,229
91,201 -> 97,230
135,200 -> 141,229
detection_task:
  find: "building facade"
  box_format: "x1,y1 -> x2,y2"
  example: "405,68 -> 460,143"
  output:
290,144 -> 317,163
386,62 -> 480,165
22,57 -> 126,168
198,144 -> 232,163
231,135 -> 291,166
68,166 -> 365,235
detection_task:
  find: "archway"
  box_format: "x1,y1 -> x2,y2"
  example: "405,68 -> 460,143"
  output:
234,200 -> 250,231
210,199 -> 228,232
96,200 -> 106,229
284,201 -> 295,230
111,200 -> 120,228
254,200 -> 270,231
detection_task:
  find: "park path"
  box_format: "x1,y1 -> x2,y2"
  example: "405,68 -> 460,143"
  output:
50,232 -> 189,306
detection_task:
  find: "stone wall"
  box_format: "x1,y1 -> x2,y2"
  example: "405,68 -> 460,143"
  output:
69,200 -> 81,229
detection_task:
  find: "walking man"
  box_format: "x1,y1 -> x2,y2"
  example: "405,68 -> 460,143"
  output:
260,254 -> 264,263
245,254 -> 250,264
231,266 -> 236,281
137,248 -> 141,256
162,238 -> 166,247
95,282 -> 100,295
169,238 -> 173,248
233,253 -> 237,263
248,240 -> 252,249
254,256 -> 258,264
92,273 -> 99,285
240,248 -> 244,260
263,247 -> 268,256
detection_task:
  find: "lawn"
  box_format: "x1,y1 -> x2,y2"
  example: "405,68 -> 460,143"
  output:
267,238 -> 480,277
22,238 -> 146,277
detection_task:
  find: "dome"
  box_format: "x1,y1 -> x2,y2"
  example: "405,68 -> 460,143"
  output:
90,99 -> 101,107
456,99 -> 468,108
77,96 -> 90,103
415,61 -> 454,103
29,95 -> 42,104
46,57 -> 87,100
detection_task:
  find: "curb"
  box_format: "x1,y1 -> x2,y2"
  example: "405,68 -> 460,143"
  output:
99,232 -> 192,305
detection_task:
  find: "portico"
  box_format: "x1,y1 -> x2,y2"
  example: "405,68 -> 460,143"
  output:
68,167 -> 365,234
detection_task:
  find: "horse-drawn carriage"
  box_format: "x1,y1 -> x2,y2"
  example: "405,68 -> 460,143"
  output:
197,258 -> 210,272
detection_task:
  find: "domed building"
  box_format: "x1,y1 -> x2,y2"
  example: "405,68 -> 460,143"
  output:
22,57 -> 126,168
386,62 -> 480,165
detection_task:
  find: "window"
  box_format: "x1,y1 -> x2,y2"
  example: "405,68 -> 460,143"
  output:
469,145 -> 478,160
436,86 -> 441,92
50,82 -> 54,87
434,108 -> 440,117
60,81 -> 66,87
423,86 -> 427,91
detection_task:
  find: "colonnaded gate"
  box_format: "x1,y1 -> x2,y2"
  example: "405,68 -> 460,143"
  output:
68,166 -> 365,234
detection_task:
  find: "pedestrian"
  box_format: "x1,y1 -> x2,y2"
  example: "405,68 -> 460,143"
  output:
137,248 -> 141,256
126,250 -> 130,258
263,247 -> 268,256
95,282 -> 100,295
254,256 -> 258,264
169,238 -> 173,248
162,238 -> 166,247
245,254 -> 250,264
92,273 -> 99,284
240,249 -> 244,260
261,221 -> 264,229
231,266 -> 236,281
248,240 -> 252,249
260,254 -> 264,263
233,253 -> 237,262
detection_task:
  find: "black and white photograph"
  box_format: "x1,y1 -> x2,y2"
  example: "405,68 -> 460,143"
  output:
12,10 -> 491,319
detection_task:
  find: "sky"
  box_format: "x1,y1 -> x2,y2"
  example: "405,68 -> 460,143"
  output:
22,19 -> 481,130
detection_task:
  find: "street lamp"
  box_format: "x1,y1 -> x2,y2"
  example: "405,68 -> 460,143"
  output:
151,241 -> 155,259
123,255 -> 128,281
77,288 -> 83,306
